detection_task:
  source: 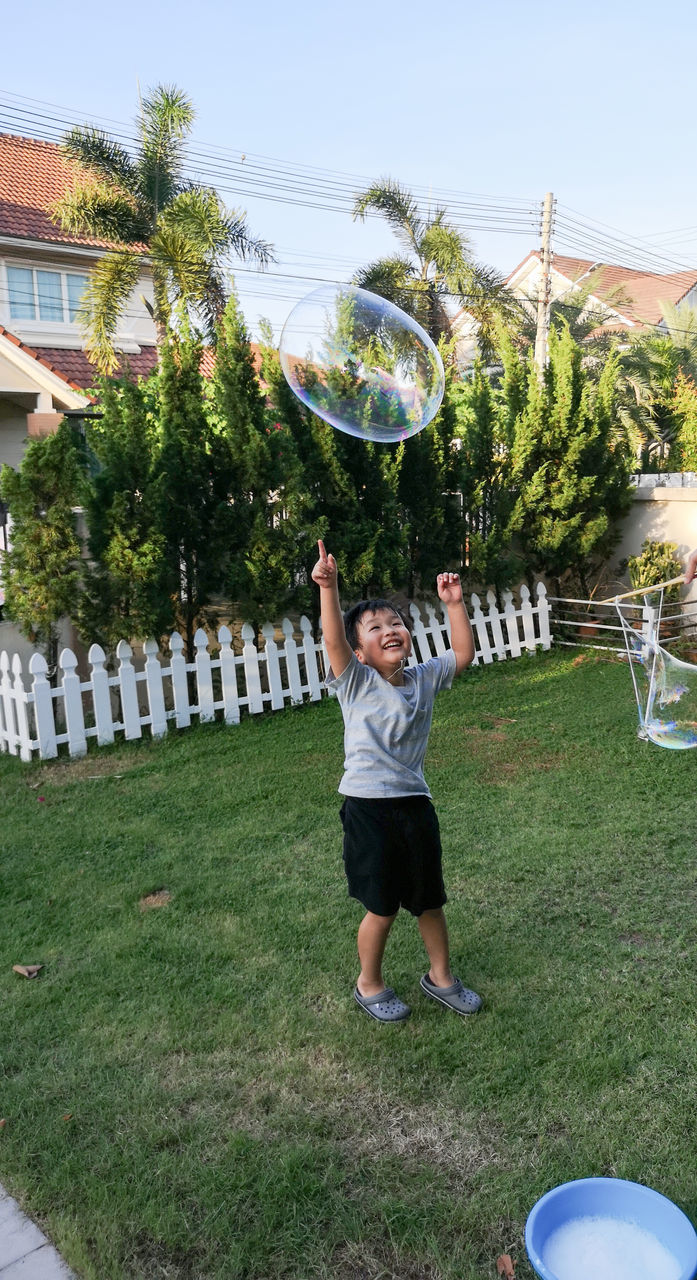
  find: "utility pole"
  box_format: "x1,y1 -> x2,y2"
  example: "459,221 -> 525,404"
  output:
534,191 -> 555,375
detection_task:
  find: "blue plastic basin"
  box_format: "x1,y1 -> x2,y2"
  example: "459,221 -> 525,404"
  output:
525,1177 -> 697,1280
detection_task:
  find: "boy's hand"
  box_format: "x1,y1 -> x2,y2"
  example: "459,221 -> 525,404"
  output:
311,539 -> 338,591
437,571 -> 463,606
685,549 -> 697,585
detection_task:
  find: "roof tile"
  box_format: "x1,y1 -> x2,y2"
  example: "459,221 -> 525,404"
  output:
514,252 -> 697,328
0,132 -> 119,248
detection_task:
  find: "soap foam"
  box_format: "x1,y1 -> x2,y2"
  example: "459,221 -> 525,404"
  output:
542,1214 -> 682,1280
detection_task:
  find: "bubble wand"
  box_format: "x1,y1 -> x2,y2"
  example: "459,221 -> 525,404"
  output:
597,575 -> 685,604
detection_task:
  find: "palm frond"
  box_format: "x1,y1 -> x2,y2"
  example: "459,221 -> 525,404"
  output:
351,256 -> 417,312
137,85 -> 195,215
51,182 -> 146,244
419,223 -> 471,281
221,209 -> 275,267
353,179 -> 424,254
149,225 -> 212,302
62,127 -> 139,194
140,84 -> 195,145
195,269 -> 229,343
160,188 -> 274,268
659,301 -> 697,360
76,251 -> 142,375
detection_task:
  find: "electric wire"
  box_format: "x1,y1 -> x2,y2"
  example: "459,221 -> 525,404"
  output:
5,91 -> 697,343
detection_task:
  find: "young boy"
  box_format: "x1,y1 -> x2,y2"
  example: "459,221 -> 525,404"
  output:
311,537 -> 481,1024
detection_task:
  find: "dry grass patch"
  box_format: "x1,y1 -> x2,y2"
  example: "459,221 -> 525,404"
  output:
28,749 -> 148,787
157,1043 -> 502,1190
326,1241 -> 443,1280
458,726 -> 563,781
139,889 -> 172,910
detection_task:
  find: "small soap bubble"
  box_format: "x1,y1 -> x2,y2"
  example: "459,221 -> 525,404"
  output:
279,284 -> 445,444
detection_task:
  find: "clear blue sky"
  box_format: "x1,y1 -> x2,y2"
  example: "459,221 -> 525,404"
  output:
3,0 -> 697,340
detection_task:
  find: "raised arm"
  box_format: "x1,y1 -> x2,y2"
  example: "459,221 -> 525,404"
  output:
437,572 -> 474,675
311,539 -> 353,678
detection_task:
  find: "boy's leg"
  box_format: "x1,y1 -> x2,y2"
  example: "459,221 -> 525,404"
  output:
417,907 -> 454,988
418,907 -> 482,1015
357,910 -> 398,997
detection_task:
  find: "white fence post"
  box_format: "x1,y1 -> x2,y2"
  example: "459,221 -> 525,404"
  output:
89,644 -> 115,747
1,650 -> 15,754
262,622 -> 284,710
301,616 -> 322,700
30,653 -> 57,760
503,590 -> 523,658
409,603 -> 431,663
283,617 -> 304,702
470,594 -> 492,664
536,583 -> 551,649
116,641 -> 141,741
144,638 -> 167,738
486,590 -> 507,659
194,629 -> 215,723
60,648 -> 87,758
520,584 -> 537,651
12,655 -> 33,763
169,632 -> 191,729
218,626 -> 240,725
425,602 -> 448,655
242,622 -> 264,715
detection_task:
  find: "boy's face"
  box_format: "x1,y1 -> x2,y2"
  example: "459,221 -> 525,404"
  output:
354,607 -> 412,680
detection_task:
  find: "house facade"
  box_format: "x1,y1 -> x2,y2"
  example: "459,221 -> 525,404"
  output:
0,133 -> 159,470
0,132 -> 158,661
453,251 -> 697,364
506,251 -> 697,334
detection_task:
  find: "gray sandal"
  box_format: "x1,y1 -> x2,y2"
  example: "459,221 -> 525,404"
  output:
354,986 -> 411,1022
420,974 -> 482,1015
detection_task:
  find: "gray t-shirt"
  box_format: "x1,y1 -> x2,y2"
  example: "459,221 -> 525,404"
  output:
325,649 -> 456,798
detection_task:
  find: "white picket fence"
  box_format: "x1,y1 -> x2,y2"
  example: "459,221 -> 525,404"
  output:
0,583 -> 551,762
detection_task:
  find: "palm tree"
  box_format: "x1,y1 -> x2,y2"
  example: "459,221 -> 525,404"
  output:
515,272 -> 653,456
352,178 -> 521,358
620,302 -> 697,464
52,85 -> 274,373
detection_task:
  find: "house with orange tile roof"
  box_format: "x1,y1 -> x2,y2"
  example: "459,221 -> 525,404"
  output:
452,250 -> 697,362
506,251 -> 697,330
0,131 -> 159,471
0,131 -> 162,655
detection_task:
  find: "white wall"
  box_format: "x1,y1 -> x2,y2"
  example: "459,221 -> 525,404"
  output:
612,482 -> 697,603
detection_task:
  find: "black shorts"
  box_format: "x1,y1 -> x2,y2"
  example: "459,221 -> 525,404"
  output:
339,795 -> 447,918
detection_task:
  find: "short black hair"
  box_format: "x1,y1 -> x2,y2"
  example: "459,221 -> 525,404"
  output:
343,598 -> 412,651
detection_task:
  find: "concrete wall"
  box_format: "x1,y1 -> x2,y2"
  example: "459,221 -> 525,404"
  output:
0,615 -> 76,673
612,477 -> 697,604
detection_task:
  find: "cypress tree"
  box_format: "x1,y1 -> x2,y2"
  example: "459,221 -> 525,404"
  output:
155,319 -> 232,658
78,376 -> 173,653
0,421 -> 84,670
508,324 -> 633,595
451,358 -> 517,597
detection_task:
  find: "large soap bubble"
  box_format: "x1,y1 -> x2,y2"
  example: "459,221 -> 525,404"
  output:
279,284 -> 445,443
618,602 -> 697,749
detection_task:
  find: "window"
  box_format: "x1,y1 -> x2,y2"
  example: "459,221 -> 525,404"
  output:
6,266 -> 89,324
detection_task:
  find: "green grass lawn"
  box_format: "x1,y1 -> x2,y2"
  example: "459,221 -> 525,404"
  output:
2,648 -> 697,1279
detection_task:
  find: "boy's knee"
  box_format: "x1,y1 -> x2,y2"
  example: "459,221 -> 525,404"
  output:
364,909 -> 398,927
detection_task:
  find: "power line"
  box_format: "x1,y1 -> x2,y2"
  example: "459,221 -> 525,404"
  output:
0,96 -> 542,236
